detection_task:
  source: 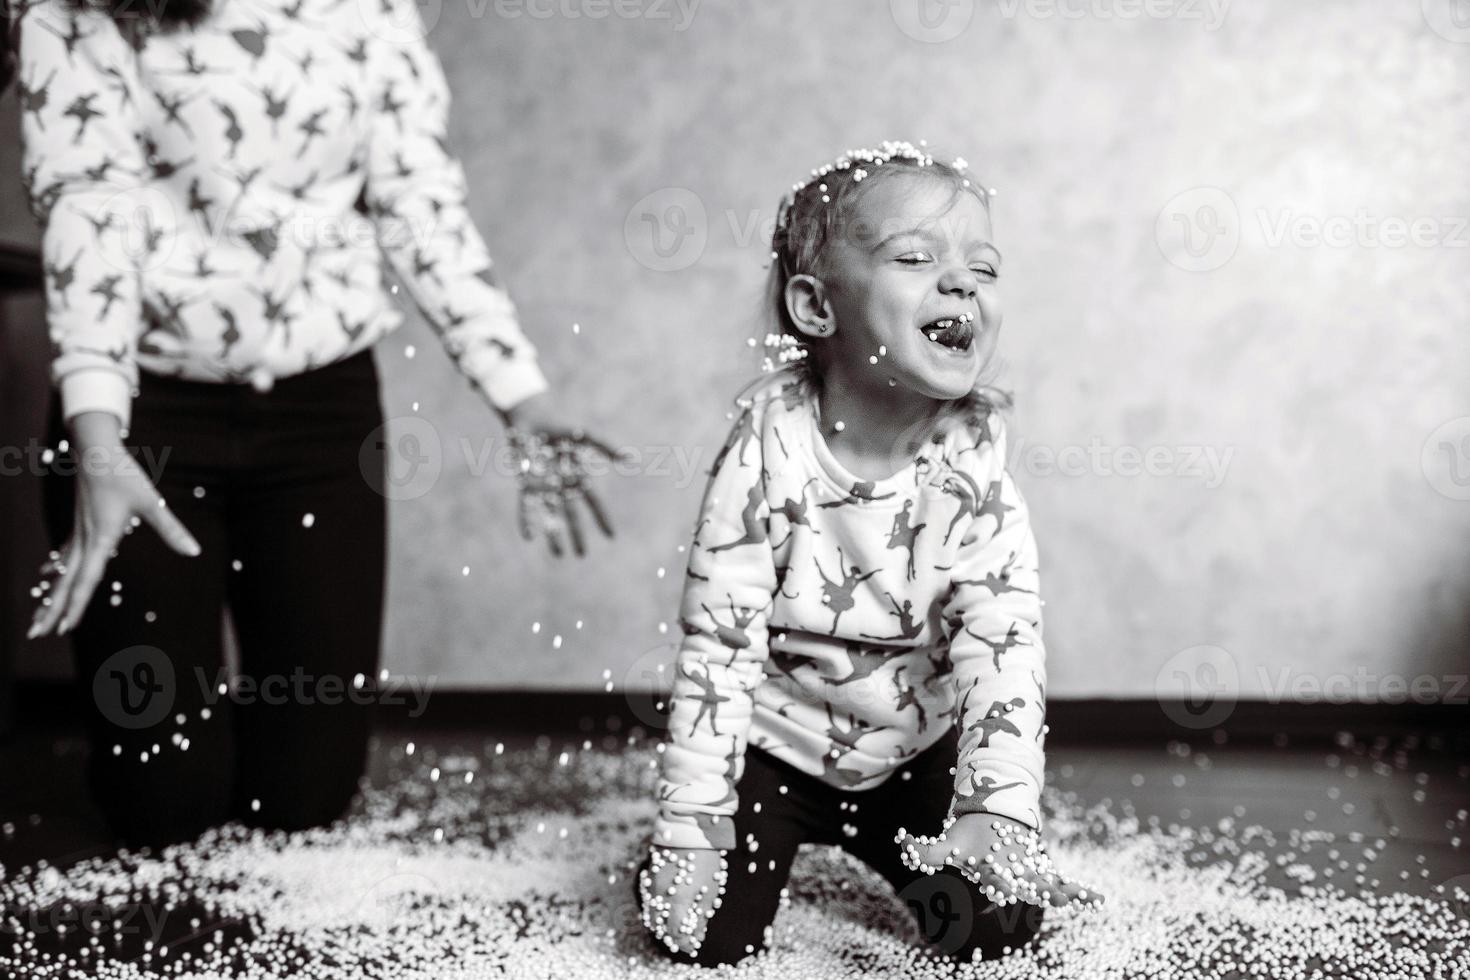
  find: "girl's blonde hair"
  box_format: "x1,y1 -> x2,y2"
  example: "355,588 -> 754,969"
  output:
749,148 -> 1012,422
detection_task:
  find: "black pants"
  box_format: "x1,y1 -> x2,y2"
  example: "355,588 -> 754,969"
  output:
637,733 -> 1046,967
43,350 -> 387,848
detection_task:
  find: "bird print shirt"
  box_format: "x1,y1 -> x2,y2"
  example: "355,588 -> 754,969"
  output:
655,377 -> 1048,850
16,0 -> 548,427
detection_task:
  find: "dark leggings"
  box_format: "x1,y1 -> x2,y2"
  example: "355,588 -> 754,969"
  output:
44,350 -> 386,848
637,732 -> 1046,967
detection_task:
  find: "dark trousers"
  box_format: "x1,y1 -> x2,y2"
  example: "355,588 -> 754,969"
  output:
638,732 -> 1046,967
43,350 -> 387,848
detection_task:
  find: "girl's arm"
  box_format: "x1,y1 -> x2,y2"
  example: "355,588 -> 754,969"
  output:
18,0 -> 149,429
364,0 -> 548,414
942,415 -> 1047,830
653,405 -> 778,850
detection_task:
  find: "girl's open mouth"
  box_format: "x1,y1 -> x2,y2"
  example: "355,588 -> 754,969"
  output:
919,312 -> 974,352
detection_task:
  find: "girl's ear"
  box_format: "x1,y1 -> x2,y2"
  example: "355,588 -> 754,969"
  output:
784,274 -> 835,341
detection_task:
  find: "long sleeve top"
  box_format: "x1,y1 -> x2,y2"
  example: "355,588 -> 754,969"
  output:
16,0 -> 547,427
655,377 -> 1048,851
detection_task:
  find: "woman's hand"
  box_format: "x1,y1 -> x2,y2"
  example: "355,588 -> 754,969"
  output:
501,392 -> 622,558
28,411 -> 201,639
637,845 -> 729,958
898,812 -> 1103,910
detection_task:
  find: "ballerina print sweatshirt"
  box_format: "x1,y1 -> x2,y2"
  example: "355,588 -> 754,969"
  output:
16,0 -> 547,427
655,377 -> 1049,851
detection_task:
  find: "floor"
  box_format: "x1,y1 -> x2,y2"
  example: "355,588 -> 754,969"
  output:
2,719 -> 1467,977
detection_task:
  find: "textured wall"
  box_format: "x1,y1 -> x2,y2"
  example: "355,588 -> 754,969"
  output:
4,0 -> 1468,699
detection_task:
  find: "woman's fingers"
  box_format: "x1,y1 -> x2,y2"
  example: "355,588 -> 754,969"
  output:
57,527 -> 122,635
577,486 -> 615,538
28,541 -> 78,639
560,491 -> 586,558
138,496 -> 202,557
516,490 -> 535,542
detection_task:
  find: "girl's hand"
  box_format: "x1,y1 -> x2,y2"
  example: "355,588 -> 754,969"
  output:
501,392 -> 623,558
897,812 -> 1103,910
27,411 -> 201,639
637,845 -> 729,958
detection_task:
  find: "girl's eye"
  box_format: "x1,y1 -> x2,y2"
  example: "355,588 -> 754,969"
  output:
972,265 -> 999,279
896,251 -> 933,264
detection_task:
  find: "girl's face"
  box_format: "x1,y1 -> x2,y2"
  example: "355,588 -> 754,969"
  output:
815,174 -> 1001,402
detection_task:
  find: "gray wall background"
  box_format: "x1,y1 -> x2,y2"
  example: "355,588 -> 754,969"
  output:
4,0 -> 1468,699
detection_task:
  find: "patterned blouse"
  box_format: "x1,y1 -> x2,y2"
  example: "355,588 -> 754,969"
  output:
655,377 -> 1048,850
16,0 -> 547,427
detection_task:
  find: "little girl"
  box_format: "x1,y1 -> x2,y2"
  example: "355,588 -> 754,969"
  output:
636,141 -> 1100,967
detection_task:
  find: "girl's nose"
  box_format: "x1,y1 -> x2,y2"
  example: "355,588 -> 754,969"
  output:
938,266 -> 978,299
